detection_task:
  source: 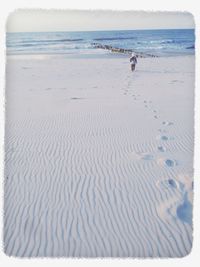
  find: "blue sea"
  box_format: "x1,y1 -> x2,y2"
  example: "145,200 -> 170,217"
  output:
6,29 -> 194,57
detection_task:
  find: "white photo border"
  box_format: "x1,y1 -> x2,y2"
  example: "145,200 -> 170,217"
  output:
0,1 -> 199,266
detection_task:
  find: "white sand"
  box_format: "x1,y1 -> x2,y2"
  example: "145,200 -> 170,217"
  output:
4,54 -> 194,257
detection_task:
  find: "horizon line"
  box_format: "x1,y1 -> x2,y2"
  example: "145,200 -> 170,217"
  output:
7,27 -> 195,34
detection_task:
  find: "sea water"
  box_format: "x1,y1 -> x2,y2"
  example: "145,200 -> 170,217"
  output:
6,29 -> 195,57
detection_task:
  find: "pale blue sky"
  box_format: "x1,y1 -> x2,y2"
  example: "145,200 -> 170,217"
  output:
7,10 -> 194,32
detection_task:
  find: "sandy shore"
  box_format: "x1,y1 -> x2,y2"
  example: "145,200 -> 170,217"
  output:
4,54 -> 194,257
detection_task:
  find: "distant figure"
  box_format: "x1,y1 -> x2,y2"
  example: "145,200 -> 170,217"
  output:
130,52 -> 137,72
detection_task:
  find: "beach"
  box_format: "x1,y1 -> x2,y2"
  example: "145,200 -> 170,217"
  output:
4,54 -> 194,257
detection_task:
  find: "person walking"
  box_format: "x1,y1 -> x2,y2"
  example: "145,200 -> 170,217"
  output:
130,52 -> 137,72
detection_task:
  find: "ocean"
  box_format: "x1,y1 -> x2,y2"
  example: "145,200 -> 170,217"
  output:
6,29 -> 194,57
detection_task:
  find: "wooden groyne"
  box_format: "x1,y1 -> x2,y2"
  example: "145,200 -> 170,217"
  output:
91,43 -> 158,58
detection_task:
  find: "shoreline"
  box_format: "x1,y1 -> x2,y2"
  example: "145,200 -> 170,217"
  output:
6,52 -> 195,60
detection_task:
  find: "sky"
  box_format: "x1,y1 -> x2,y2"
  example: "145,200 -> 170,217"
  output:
7,10 -> 195,32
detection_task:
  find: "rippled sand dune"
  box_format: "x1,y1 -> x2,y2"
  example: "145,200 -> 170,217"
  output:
4,55 -> 194,257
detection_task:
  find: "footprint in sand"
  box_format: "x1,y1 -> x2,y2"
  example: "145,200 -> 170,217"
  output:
176,192 -> 192,224
157,174 -> 193,225
130,152 -> 154,161
171,79 -> 184,84
162,121 -> 174,126
157,134 -> 175,141
140,153 -> 154,160
157,158 -> 178,167
165,159 -> 178,167
71,97 -> 84,100
156,178 -> 180,190
168,179 -> 179,189
157,145 -> 167,152
156,135 -> 169,141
